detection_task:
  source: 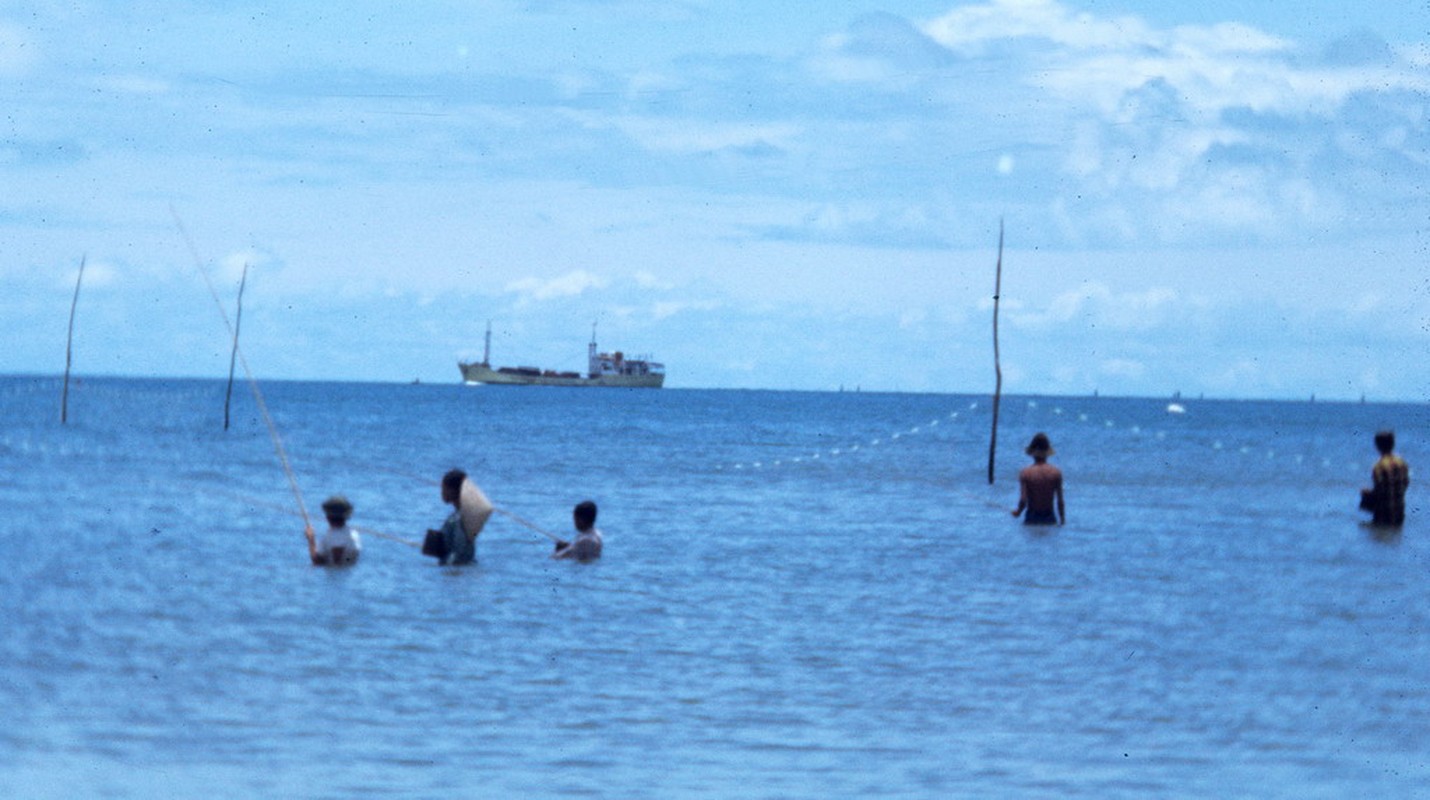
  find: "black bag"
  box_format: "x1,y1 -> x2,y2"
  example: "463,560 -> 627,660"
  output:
1359,488 -> 1376,512
422,529 -> 449,559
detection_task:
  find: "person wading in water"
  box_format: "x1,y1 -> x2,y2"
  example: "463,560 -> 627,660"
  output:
1012,432 -> 1065,526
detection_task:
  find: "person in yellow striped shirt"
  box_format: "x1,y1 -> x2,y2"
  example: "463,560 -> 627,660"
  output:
1364,430 -> 1410,528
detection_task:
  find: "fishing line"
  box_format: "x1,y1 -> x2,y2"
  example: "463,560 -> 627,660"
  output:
719,398 -> 1332,475
171,207 -> 313,538
493,506 -> 564,542
213,488 -> 420,547
715,404 -> 1013,514
721,406 -> 974,472
367,463 -> 565,541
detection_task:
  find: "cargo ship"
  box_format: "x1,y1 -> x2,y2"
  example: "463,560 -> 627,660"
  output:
458,323 -> 665,388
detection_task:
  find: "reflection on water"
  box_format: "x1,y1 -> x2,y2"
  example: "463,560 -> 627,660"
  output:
1366,523 -> 1403,546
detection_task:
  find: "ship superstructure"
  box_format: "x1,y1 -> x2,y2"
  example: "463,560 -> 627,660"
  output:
459,323 -> 665,388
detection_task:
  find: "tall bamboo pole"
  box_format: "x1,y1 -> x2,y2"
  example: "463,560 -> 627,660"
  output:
223,262 -> 249,431
171,206 -> 314,553
987,220 -> 1004,484
60,255 -> 87,425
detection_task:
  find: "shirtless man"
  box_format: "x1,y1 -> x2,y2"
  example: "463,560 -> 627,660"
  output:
1012,432 -> 1065,526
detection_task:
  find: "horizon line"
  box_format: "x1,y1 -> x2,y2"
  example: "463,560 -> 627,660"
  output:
3,371 -> 1425,406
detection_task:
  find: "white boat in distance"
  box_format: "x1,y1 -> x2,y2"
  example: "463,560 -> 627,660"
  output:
459,323 -> 665,388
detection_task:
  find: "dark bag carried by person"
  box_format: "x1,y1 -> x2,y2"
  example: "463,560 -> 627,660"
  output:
1359,488 -> 1376,512
422,528 -> 449,559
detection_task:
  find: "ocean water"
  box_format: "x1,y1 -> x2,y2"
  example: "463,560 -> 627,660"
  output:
1,375 -> 1426,798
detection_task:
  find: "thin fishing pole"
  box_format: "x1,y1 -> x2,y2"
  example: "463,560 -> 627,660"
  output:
170,207 -> 313,533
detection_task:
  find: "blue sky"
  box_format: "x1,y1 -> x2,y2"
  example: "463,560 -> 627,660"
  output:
2,0 -> 1427,398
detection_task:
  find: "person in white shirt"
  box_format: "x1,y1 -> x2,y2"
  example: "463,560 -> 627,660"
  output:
306,495 -> 361,566
553,500 -> 602,562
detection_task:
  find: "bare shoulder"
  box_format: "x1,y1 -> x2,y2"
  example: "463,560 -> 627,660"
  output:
1024,463 -> 1062,481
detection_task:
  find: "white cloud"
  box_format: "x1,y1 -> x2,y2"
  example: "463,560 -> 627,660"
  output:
1348,292 -> 1381,315
1208,357 -> 1264,390
94,75 -> 170,95
650,301 -> 682,320
612,116 -> 799,154
632,270 -> 674,289
977,295 -> 1026,313
1099,358 -> 1145,378
626,69 -> 684,99
925,0 -> 1157,53
925,0 -> 1428,120
219,250 -> 278,285
505,270 -> 607,300
0,1 -> 1424,399
70,260 -> 117,290
810,43 -> 900,84
918,0 -> 1430,245
1012,283 -> 1179,331
650,299 -> 719,320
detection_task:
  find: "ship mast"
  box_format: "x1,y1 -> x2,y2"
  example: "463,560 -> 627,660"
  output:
588,321 -> 598,378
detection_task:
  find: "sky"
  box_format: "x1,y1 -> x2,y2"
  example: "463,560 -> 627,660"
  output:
2,0 -> 1427,399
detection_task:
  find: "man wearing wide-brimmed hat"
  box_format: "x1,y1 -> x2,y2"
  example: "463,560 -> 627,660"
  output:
1012,432 -> 1064,526
425,469 -> 490,566
307,494 -> 362,565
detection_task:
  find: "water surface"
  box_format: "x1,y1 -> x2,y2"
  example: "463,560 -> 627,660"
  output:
1,376 -> 1426,797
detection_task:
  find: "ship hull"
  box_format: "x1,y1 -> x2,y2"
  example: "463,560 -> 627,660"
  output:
458,362 -> 664,388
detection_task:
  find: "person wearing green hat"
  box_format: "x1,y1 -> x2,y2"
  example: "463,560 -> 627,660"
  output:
307,495 -> 362,566
1011,432 -> 1065,526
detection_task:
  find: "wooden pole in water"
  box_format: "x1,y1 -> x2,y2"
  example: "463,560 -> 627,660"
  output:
223,262 -> 249,431
61,255 -> 87,425
171,206 -> 314,554
987,220 -> 1003,485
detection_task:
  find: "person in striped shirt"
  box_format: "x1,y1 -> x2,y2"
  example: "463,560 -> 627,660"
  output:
1365,430 -> 1410,528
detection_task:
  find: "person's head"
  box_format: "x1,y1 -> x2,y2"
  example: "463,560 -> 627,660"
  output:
1375,430 -> 1396,455
441,469 -> 467,505
1025,432 -> 1054,461
321,495 -> 353,527
573,500 -> 597,532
